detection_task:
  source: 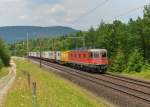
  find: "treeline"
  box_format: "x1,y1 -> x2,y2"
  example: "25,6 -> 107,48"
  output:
0,38 -> 11,69
10,5 -> 150,73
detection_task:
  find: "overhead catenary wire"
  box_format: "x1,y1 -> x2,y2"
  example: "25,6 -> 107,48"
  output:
70,0 -> 149,28
92,4 -> 147,28
105,0 -> 150,23
70,0 -> 109,24
105,5 -> 145,23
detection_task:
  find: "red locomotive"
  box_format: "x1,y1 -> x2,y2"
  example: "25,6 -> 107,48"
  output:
68,49 -> 108,73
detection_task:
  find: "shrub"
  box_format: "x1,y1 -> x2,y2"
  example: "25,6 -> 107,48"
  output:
141,61 -> 150,72
126,49 -> 144,72
0,58 -> 4,69
0,38 -> 10,66
109,50 -> 126,72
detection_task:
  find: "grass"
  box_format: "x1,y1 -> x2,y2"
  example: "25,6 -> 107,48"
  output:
122,70 -> 150,80
3,58 -> 111,107
121,66 -> 150,80
0,67 -> 9,79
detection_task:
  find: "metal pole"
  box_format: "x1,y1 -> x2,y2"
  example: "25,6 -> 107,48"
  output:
14,41 -> 16,56
83,36 -> 85,49
75,39 -> 78,50
39,38 -> 42,68
27,32 -> 29,57
53,39 -> 55,51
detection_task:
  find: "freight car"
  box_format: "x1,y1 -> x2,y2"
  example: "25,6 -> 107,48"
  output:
29,49 -> 108,73
60,51 -> 70,64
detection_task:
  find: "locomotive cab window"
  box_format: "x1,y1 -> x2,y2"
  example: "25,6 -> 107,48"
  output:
100,51 -> 107,58
93,52 -> 100,58
102,52 -> 106,57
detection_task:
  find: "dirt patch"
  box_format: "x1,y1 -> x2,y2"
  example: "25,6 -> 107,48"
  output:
0,60 -> 16,106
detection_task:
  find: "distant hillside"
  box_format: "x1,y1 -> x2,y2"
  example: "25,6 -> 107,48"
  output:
0,26 -> 78,42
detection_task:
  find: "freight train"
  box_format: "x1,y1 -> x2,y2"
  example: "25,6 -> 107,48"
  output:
28,49 -> 108,73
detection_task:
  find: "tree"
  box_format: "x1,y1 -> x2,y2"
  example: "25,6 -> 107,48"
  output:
86,27 -> 96,48
0,38 -> 10,66
126,49 -> 144,72
109,50 -> 126,72
144,5 -> 150,19
0,58 -> 4,69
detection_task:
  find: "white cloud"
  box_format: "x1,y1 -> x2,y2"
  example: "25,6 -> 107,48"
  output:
64,17 -> 73,23
0,0 -> 146,30
19,15 -> 28,20
49,4 -> 65,14
0,0 -> 23,2
32,4 -> 65,15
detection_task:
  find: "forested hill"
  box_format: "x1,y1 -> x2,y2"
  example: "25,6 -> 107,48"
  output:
0,26 -> 78,42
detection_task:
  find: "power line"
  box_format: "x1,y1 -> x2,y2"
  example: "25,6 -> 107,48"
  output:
92,4 -> 146,28
106,5 -> 145,23
71,0 -> 109,24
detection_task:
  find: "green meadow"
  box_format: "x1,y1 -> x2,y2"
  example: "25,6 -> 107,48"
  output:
3,58 -> 111,107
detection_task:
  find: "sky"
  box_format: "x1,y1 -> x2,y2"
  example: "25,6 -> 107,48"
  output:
0,0 -> 149,30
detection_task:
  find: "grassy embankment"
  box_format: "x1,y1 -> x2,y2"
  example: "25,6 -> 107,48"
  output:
121,66 -> 150,80
3,58 -> 111,107
0,67 -> 9,79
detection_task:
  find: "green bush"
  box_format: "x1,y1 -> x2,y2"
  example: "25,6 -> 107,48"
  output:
0,58 -> 4,69
141,61 -> 150,72
109,50 -> 126,72
0,38 -> 10,67
126,49 -> 144,72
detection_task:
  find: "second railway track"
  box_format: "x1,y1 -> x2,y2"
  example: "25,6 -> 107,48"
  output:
31,58 -> 150,107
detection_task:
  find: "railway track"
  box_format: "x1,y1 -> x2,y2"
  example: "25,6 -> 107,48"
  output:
30,58 -> 150,107
104,73 -> 150,89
